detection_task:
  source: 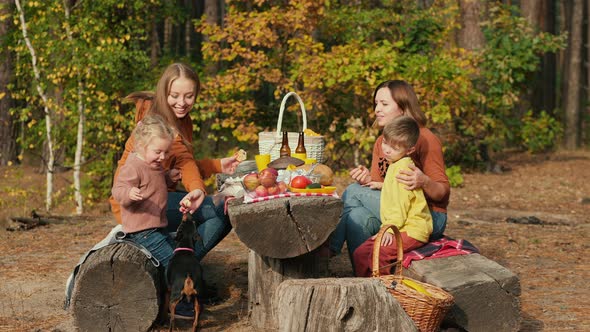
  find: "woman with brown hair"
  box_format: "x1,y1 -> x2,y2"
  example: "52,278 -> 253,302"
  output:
329,80 -> 450,269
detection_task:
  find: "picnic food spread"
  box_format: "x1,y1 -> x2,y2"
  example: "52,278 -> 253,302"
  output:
241,163 -> 335,198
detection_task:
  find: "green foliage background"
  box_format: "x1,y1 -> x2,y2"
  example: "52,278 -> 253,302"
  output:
6,0 -> 566,206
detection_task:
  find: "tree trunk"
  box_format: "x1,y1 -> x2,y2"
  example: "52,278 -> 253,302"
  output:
275,278 -> 418,332
15,0 -> 55,211
531,0 -> 557,115
457,0 -> 485,50
198,0 -> 221,144
63,0 -> 85,214
563,0 -> 583,149
70,243 -> 163,332
150,19 -> 160,67
0,0 -> 16,166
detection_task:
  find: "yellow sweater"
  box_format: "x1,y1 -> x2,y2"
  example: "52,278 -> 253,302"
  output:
380,157 -> 433,243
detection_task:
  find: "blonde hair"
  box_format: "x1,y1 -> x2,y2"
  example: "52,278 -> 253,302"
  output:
382,116 -> 420,151
150,63 -> 200,142
373,80 -> 427,127
132,115 -> 176,151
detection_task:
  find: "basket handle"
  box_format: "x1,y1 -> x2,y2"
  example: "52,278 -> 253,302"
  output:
275,92 -> 308,138
371,224 -> 404,278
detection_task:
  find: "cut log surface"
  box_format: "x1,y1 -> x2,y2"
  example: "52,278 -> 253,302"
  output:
405,253 -> 521,332
275,278 -> 418,332
70,242 -> 162,332
228,196 -> 343,258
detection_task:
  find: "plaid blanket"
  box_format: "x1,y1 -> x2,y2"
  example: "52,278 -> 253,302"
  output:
402,236 -> 479,268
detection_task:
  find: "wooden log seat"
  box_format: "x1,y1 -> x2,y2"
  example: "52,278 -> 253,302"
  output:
404,253 -> 522,331
275,278 -> 418,332
69,242 -> 163,332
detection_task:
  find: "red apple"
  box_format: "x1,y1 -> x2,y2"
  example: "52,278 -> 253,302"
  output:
243,172 -> 260,191
255,185 -> 268,197
277,181 -> 288,194
260,167 -> 278,177
267,185 -> 280,196
259,169 -> 277,188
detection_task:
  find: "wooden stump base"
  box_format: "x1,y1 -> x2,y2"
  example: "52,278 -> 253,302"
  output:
275,278 -> 418,332
248,249 -> 331,330
70,243 -> 163,332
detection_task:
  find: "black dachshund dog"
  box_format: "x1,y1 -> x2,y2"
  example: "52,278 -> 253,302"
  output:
166,213 -> 204,332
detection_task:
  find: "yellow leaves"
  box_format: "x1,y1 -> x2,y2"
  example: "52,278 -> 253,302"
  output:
27,1 -> 41,8
0,92 -> 5,100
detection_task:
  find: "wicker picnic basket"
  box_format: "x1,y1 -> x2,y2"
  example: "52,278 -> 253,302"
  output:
372,225 -> 454,332
258,92 -> 325,163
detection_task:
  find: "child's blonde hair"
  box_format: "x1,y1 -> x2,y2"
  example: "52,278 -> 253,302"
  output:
382,116 -> 420,150
132,114 -> 176,151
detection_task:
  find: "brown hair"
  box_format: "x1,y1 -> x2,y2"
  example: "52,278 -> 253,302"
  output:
150,63 -> 200,142
373,80 -> 427,127
132,114 -> 176,151
382,116 -> 420,151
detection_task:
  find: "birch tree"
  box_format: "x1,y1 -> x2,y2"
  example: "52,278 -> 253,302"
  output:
14,0 -> 55,211
63,0 -> 85,214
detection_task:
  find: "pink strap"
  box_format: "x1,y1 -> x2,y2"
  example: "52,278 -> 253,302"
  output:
173,247 -> 194,253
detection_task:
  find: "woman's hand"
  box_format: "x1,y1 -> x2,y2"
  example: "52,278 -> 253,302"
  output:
221,155 -> 240,174
396,163 -> 428,190
179,189 -> 205,214
350,165 -> 371,185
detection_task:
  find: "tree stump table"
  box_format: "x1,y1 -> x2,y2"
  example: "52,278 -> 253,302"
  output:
227,196 -> 343,330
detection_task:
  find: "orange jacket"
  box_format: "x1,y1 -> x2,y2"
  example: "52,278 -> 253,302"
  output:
109,96 -> 221,224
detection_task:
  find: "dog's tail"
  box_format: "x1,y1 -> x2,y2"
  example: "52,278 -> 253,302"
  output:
182,275 -> 198,298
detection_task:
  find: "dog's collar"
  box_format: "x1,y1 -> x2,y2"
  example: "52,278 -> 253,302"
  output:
173,247 -> 195,253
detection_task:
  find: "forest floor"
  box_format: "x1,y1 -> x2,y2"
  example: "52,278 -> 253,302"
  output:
0,150 -> 589,331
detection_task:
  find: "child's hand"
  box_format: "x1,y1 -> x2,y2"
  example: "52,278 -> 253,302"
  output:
380,232 -> 394,247
362,181 -> 383,190
168,168 -> 181,182
179,189 -> 205,214
128,187 -> 143,201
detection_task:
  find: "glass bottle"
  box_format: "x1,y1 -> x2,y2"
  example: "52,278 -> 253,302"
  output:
295,132 -> 306,154
279,131 -> 291,157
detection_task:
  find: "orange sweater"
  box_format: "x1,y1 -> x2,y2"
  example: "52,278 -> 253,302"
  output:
109,97 -> 221,224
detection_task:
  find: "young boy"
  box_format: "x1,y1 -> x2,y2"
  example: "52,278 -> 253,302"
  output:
352,116 -> 433,277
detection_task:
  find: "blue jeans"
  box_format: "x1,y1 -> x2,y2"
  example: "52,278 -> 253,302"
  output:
126,227 -> 175,268
330,183 -> 448,259
330,183 -> 382,260
165,192 -> 232,261
430,210 -> 447,241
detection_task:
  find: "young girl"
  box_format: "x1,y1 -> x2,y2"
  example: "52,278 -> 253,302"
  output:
352,116 -> 433,277
111,115 -> 180,267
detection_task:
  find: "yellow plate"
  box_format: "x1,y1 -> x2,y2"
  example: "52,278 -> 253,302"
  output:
288,186 -> 337,194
